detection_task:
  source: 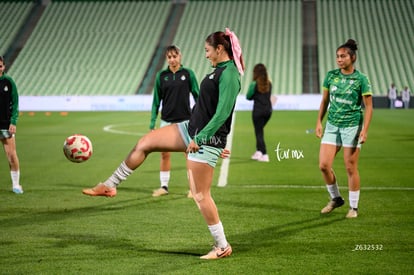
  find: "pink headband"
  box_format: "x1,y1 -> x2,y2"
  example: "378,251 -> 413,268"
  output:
225,28 -> 245,76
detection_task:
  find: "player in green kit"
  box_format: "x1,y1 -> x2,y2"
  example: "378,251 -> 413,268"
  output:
315,39 -> 373,218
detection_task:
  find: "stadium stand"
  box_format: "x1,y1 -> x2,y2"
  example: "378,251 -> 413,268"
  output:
8,0 -> 170,96
0,1 -> 34,59
173,0 -> 303,95
3,0 -> 413,99
317,0 -> 414,96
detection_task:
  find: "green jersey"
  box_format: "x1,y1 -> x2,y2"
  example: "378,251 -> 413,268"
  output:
323,69 -> 372,127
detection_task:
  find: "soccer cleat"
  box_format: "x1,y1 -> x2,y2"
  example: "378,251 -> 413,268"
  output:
82,183 -> 116,197
257,154 -> 270,162
152,187 -> 168,197
321,196 -> 345,214
251,151 -> 263,160
200,244 -> 232,260
346,208 -> 358,218
12,185 -> 24,194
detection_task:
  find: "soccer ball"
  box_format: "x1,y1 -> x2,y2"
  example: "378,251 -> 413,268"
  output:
63,134 -> 93,163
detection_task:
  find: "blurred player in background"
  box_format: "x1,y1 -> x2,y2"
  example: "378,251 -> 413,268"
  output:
246,63 -> 273,162
0,56 -> 23,194
315,39 -> 373,218
150,45 -> 199,197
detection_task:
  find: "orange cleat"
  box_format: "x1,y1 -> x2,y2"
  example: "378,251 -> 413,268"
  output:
82,183 -> 116,197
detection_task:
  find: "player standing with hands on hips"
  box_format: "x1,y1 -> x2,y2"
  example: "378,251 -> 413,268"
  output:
315,39 -> 373,218
0,56 -> 23,194
83,28 -> 244,259
150,45 -> 199,197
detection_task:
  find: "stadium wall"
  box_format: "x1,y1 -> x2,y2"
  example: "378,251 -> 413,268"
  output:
19,95 -> 404,111
19,95 -> 323,111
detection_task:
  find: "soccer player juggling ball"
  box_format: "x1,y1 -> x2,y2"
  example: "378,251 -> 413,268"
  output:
83,28 -> 244,259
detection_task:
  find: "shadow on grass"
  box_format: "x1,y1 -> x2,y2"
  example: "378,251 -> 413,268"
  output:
0,194 -> 189,228
228,213 -> 345,255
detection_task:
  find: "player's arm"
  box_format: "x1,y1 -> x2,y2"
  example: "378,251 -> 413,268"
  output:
188,69 -> 200,101
359,76 -> 374,143
9,78 -> 19,134
149,73 -> 162,130
316,87 -> 329,138
246,81 -> 256,100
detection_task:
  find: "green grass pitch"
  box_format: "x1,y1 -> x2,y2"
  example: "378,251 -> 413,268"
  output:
0,109 -> 413,274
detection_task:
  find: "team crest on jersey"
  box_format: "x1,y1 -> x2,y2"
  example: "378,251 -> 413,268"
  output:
209,73 -> 215,79
181,75 -> 186,81
3,86 -> 8,92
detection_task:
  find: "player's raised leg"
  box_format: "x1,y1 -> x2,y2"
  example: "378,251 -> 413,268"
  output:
82,124 -> 187,197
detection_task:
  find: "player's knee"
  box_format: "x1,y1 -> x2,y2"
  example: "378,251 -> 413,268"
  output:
319,163 -> 330,173
161,152 -> 171,159
194,192 -> 204,203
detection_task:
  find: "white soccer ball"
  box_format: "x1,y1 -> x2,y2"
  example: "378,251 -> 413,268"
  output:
63,134 -> 93,163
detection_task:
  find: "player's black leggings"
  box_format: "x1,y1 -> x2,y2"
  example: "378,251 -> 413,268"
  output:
252,111 -> 272,154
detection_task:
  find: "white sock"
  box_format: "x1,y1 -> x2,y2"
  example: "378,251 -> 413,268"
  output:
208,221 -> 228,248
349,190 -> 360,209
11,170 -> 20,188
326,183 -> 341,199
103,161 -> 133,188
160,171 -> 170,188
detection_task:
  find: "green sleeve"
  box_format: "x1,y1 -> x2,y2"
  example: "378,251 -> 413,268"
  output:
188,69 -> 200,101
10,77 -> 19,126
194,70 -> 240,145
149,72 -> 162,129
246,81 -> 256,100
361,74 -> 373,96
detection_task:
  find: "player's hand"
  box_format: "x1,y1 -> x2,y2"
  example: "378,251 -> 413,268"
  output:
358,131 -> 367,144
8,124 -> 16,135
186,140 -> 200,153
315,122 -> 323,138
220,148 -> 231,159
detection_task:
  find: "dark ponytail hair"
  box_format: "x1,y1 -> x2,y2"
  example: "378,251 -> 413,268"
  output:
205,31 -> 233,58
337,39 -> 358,63
253,63 -> 271,93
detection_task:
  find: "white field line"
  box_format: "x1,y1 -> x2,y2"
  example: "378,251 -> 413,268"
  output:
238,185 -> 414,191
218,112 -> 236,187
103,123 -> 146,136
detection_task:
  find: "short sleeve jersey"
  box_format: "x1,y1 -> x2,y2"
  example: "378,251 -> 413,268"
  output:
323,69 -> 372,127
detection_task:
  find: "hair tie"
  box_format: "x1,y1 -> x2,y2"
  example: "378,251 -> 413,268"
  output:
225,28 -> 245,76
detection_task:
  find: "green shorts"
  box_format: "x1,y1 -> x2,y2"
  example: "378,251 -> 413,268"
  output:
321,121 -> 362,148
177,121 -> 222,167
0,129 -> 12,139
159,119 -> 172,128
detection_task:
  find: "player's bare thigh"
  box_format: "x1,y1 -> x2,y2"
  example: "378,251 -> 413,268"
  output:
319,143 -> 340,169
137,124 -> 186,152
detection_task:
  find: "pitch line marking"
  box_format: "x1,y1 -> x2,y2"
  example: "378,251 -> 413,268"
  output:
217,112 -> 235,187
238,185 -> 414,191
103,122 -> 146,136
